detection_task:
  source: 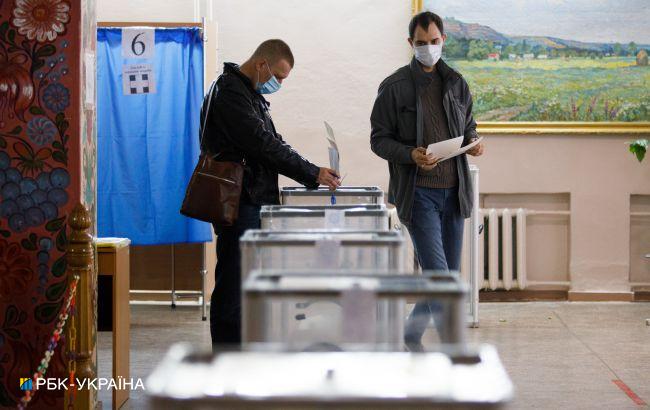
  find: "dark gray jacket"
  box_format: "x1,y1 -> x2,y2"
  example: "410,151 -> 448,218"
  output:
370,57 -> 478,223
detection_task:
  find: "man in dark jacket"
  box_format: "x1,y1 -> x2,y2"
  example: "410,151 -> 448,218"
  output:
370,12 -> 484,347
202,39 -> 340,347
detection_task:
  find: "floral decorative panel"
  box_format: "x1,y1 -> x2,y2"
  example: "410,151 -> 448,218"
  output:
0,0 -> 83,408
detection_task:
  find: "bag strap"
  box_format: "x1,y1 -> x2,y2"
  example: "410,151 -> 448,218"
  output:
199,78 -> 246,165
199,80 -> 218,151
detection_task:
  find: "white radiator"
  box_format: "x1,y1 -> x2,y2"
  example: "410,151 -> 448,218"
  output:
474,208 -> 527,290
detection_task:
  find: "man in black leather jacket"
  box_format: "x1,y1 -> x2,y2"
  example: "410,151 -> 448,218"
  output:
202,39 -> 340,347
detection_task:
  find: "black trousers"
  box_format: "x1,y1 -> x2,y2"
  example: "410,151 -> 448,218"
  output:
210,203 -> 261,347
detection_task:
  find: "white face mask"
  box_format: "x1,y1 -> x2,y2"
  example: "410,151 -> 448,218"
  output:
414,44 -> 442,67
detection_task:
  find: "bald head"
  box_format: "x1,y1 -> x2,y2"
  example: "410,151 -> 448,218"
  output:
239,39 -> 295,87
251,39 -> 294,68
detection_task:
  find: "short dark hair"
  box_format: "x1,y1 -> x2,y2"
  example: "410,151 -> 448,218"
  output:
252,39 -> 295,67
409,11 -> 444,39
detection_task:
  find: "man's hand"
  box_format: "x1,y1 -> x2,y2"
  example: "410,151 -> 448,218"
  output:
318,167 -> 341,190
466,139 -> 485,157
411,147 -> 440,170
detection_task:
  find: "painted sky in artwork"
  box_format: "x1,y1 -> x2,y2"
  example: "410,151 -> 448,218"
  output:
424,0 -> 650,44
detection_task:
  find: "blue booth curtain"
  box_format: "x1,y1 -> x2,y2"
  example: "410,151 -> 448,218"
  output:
97,27 -> 211,245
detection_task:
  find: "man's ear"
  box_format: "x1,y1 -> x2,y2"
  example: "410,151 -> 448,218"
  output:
408,38 -> 413,48
254,59 -> 265,71
442,34 -> 447,44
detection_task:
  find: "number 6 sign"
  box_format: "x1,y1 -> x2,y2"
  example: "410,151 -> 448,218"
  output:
122,28 -> 155,59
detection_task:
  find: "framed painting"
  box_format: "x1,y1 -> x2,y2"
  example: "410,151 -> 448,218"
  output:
414,0 -> 650,134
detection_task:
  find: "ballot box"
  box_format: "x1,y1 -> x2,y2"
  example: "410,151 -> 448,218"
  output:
260,204 -> 389,231
146,343 -> 514,409
242,271 -> 467,349
239,230 -> 405,280
280,186 -> 384,206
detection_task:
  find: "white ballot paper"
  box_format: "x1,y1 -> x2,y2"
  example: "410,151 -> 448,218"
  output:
426,136 -> 483,162
324,121 -> 340,174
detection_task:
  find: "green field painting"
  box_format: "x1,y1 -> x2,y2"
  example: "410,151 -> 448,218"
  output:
424,0 -> 650,122
449,57 -> 649,122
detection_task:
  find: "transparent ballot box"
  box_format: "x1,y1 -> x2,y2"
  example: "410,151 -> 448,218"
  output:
260,204 -> 389,231
239,230 -> 405,279
146,343 -> 514,409
242,271 -> 467,349
280,186 -> 384,205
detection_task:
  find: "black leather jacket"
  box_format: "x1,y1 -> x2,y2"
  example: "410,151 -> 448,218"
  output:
201,63 -> 319,206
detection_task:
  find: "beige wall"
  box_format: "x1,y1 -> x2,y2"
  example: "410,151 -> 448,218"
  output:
630,195 -> 650,287
473,135 -> 650,294
98,0 -> 650,296
211,0 -> 410,188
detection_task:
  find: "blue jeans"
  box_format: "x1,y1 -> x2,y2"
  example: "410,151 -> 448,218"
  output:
403,186 -> 464,343
210,203 -> 261,347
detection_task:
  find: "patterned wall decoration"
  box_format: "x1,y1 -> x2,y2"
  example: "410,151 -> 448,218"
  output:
0,0 -> 82,408
80,0 -> 95,224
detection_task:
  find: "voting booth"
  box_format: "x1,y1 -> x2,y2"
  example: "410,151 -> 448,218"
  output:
97,25 -> 211,317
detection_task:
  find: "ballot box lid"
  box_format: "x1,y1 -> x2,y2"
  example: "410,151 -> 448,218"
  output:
280,186 -> 384,197
260,204 -> 387,218
243,270 -> 467,298
239,229 -> 404,245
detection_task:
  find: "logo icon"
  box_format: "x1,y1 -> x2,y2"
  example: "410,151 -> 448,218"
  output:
20,378 -> 33,391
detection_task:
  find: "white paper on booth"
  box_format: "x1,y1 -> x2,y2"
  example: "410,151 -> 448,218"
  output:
122,28 -> 155,59
122,64 -> 156,95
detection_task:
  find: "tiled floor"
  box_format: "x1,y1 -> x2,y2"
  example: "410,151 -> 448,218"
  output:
98,302 -> 650,409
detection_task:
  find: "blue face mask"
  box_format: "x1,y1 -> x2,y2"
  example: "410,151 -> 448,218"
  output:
256,62 -> 281,94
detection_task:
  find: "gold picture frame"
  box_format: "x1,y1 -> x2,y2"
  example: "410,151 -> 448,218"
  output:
412,0 -> 650,135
